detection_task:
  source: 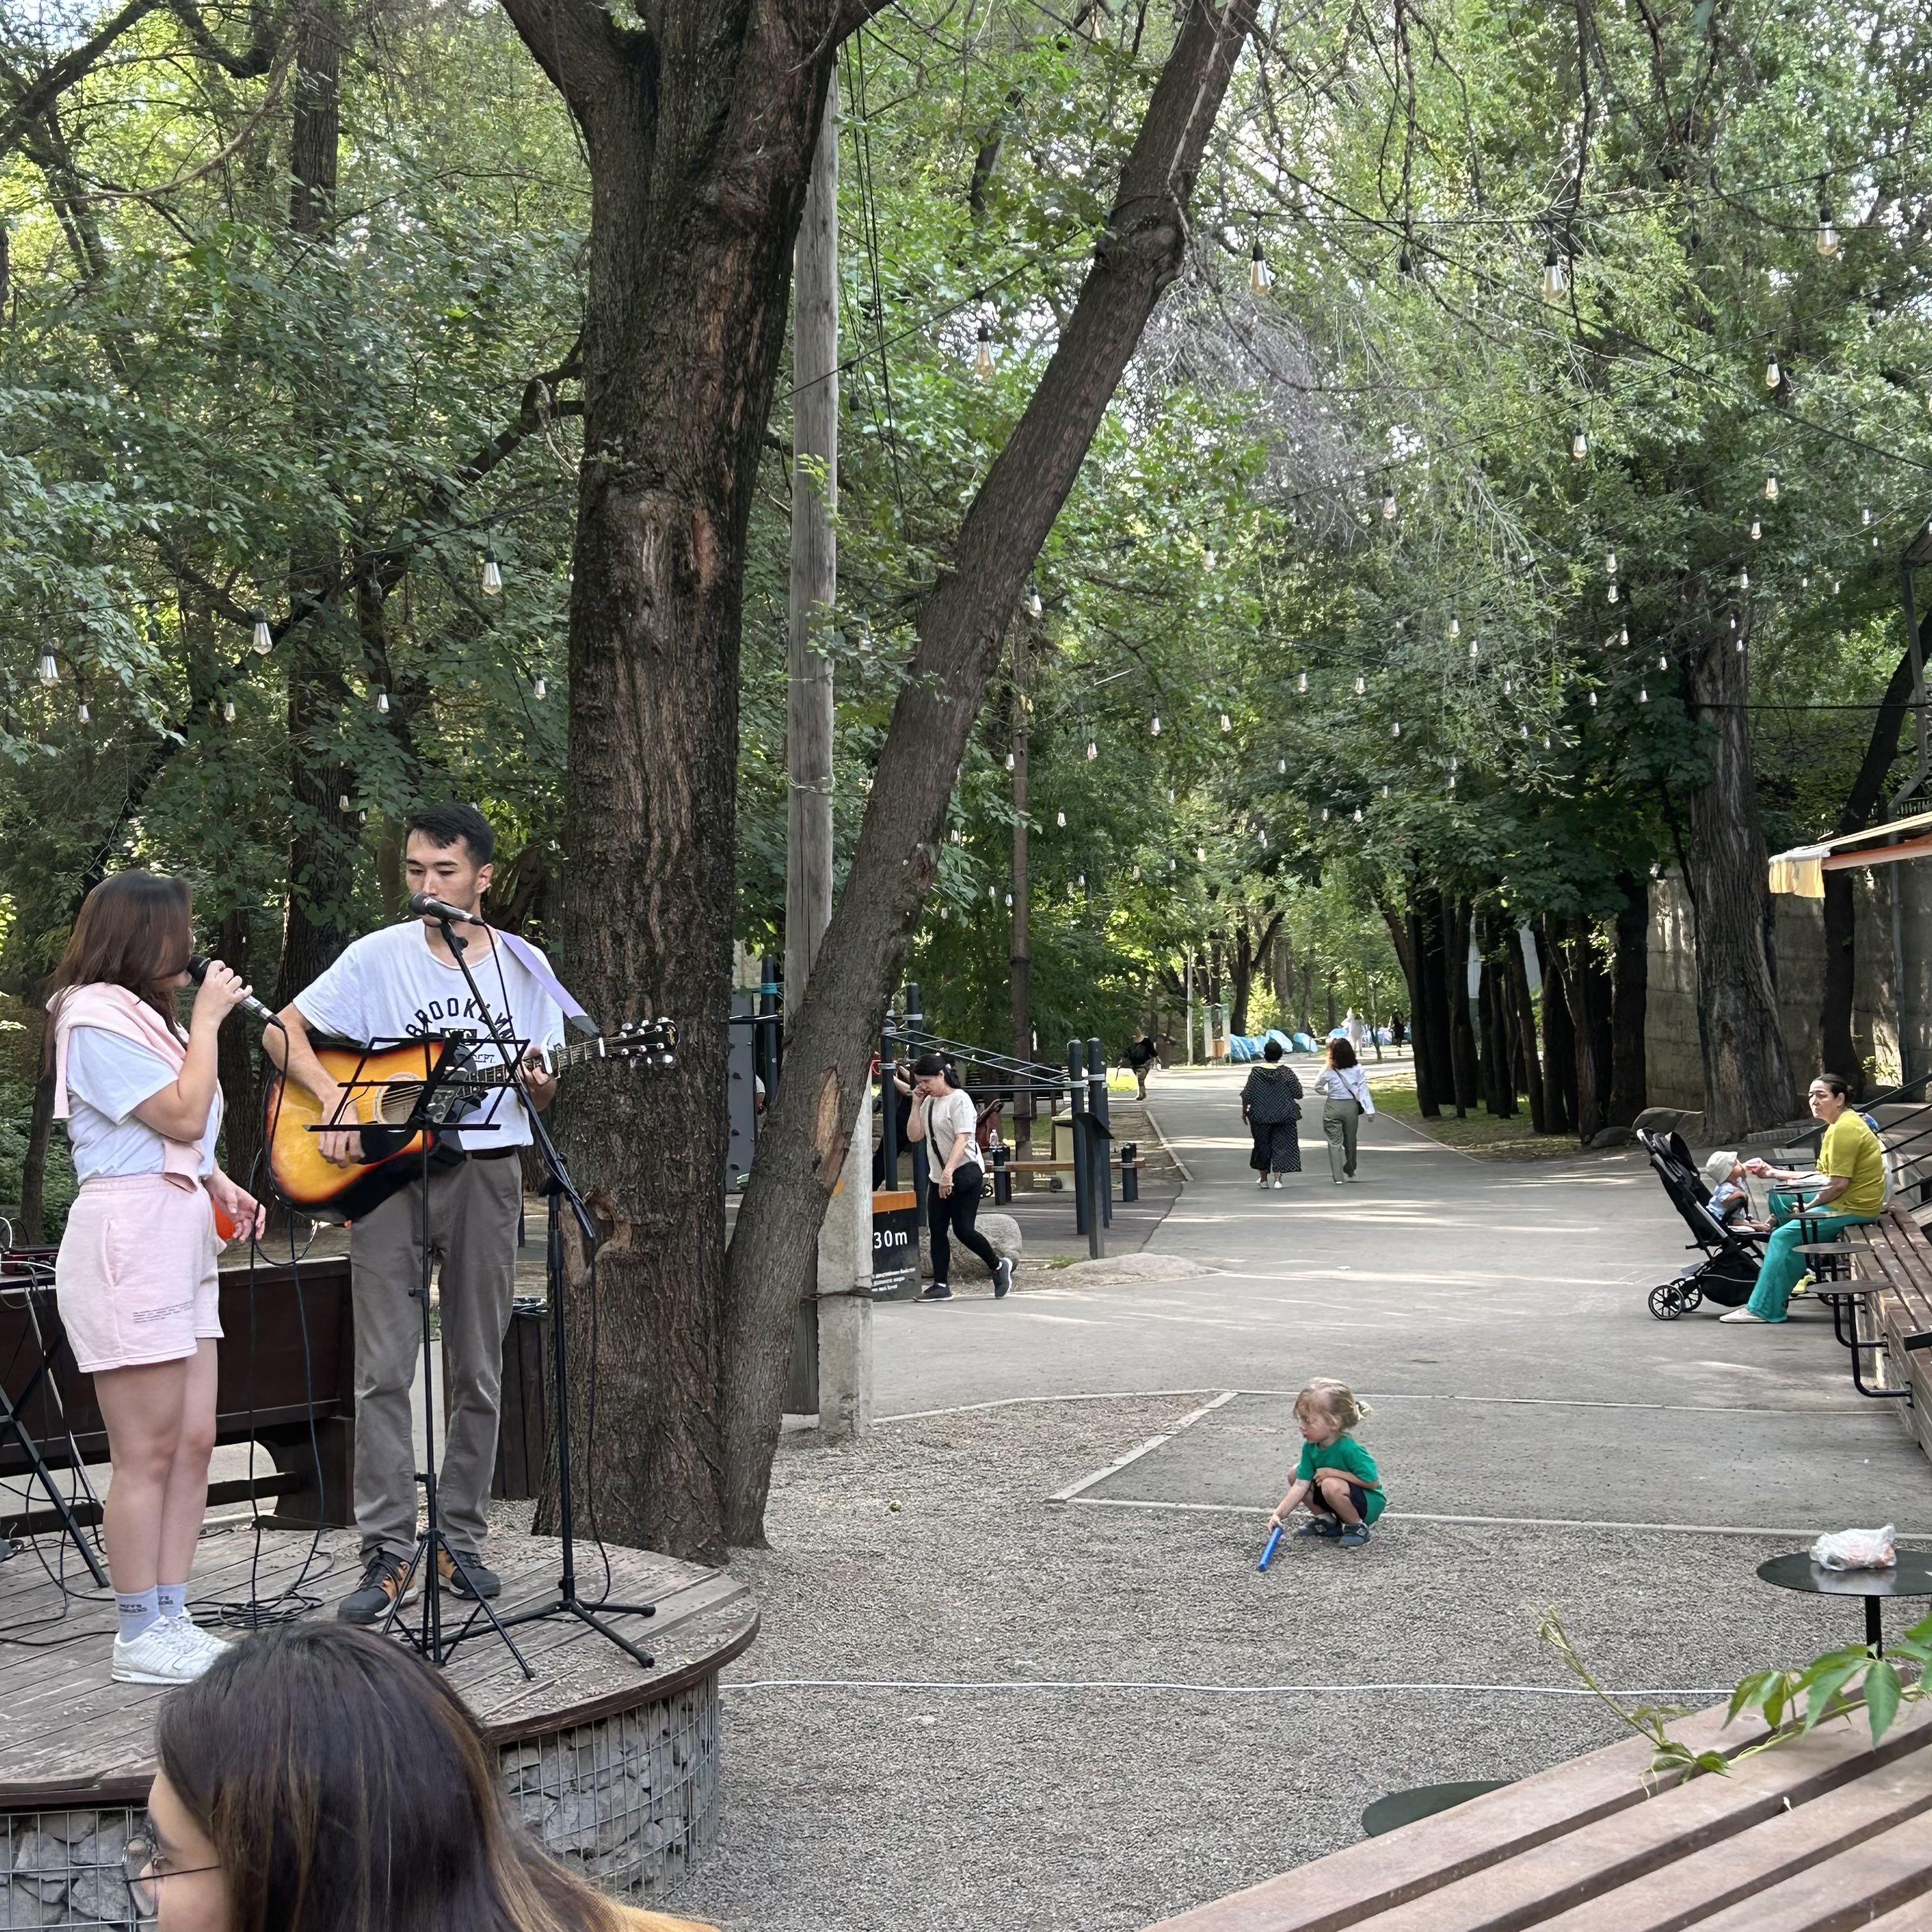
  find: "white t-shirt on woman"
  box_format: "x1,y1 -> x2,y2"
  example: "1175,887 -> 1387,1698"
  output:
1314,1064 -> 1375,1113
917,1087 -> 981,1170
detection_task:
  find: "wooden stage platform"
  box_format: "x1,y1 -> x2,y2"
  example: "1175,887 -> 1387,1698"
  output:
0,1524 -> 756,1920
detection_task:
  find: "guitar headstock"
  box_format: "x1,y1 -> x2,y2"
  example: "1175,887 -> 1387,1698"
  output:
607,1016 -> 678,1070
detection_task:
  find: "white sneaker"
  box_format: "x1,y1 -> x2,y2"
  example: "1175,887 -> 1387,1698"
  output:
1271,1176 -> 1283,1189
165,1616 -> 231,1669
1258,1174 -> 1269,1188
1718,1308 -> 1768,1324
112,1621 -> 209,1685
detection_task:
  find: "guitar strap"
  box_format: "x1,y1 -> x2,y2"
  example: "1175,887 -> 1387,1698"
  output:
494,929 -> 601,1036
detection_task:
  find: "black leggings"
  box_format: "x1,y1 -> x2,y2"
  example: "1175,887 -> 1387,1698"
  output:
929,1163 -> 1000,1283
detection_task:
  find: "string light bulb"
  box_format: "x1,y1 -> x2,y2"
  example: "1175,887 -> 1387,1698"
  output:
376,691 -> 389,714
1277,758 -> 1286,774
76,700 -> 89,724
222,698 -> 235,723
1765,473 -> 1780,502
1541,241 -> 1568,303
974,321 -> 995,379
1659,654 -> 1668,670
1150,713 -> 1161,736
1195,846 -> 1205,861
1607,550 -> 1617,576
1639,686 -> 1649,703
1382,783 -> 1390,797
1862,506 -> 1874,526
1297,671 -> 1308,694
1353,807 -> 1363,823
1765,351 -> 1781,390
1027,585 -> 1043,618
1381,486 -> 1398,522
250,612 -> 272,654
1571,430 -> 1588,461
1321,808 -> 1330,822
34,650 -> 57,686
481,550 -> 503,596
1816,184 -> 1839,258
1056,810 -> 1066,828
1006,751 -> 1015,771
338,793 -> 352,813
1588,690 -> 1598,708
1354,675 -> 1366,695
1450,616 -> 1460,638
533,676 -> 547,700
1607,581 -> 1618,604
1469,639 -> 1480,660
1249,239 -> 1272,295
1085,738 -> 1097,761
1751,519 -> 1761,541
1219,712 -> 1232,733
1390,721 -> 1402,738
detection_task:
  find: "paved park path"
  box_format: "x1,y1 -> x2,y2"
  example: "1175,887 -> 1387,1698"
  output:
675,1061 -> 1932,1932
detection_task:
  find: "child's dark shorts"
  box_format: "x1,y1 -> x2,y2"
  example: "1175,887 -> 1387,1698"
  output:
1308,1479 -> 1371,1521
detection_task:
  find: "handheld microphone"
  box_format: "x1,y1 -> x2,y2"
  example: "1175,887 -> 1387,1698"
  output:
187,954 -> 284,1030
406,891 -> 485,926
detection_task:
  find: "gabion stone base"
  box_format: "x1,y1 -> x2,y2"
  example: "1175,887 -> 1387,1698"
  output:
0,1678 -> 719,1926
500,1676 -> 719,1900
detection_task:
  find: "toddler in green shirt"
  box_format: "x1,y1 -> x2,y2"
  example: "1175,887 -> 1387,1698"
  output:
1269,1378 -> 1383,1549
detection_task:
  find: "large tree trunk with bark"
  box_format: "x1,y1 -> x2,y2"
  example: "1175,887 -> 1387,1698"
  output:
1682,613 -> 1797,1135
716,0 -> 1257,1546
1608,872 -> 1649,1128
1821,647 -> 1917,1093
1565,917 -> 1614,1143
1407,897 -> 1451,1117
1539,919 -> 1577,1136
1506,927 -> 1547,1134
1445,895 -> 1480,1118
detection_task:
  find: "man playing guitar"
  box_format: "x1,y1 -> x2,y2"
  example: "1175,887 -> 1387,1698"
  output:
265,803 -> 562,1623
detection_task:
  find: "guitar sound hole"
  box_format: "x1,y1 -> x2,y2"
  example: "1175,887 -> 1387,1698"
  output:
379,1082 -> 424,1128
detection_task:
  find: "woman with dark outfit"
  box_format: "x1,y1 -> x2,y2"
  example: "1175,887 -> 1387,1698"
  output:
1241,1039 -> 1303,1189
1126,1031 -> 1160,1101
905,1052 -> 1013,1303
130,1624 -> 710,1931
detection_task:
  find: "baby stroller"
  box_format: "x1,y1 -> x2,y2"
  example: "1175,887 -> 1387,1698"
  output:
1639,1127 -> 1763,1318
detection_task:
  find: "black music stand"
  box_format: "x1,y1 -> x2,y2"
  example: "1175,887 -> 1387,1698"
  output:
0,1257 -> 109,1586
310,1034 -> 533,1678
425,919 -> 658,1671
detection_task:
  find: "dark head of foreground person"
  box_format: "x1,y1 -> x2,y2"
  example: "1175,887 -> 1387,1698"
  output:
137,1624 -> 711,1932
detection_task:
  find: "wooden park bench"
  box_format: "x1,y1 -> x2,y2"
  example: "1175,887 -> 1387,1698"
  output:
1146,1697 -> 1932,1931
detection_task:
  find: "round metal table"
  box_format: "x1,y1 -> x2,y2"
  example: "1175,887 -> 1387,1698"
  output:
1756,1550 -> 1932,1653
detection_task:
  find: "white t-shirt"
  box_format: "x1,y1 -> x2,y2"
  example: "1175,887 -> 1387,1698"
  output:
293,923 -> 565,1149
918,1087 -> 981,1171
63,1028 -> 222,1182
1314,1064 -> 1376,1114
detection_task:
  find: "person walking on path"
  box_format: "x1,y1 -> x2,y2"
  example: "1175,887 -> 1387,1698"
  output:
1241,1040 -> 1303,1189
1343,1008 -> 1366,1055
1312,1037 -> 1375,1183
907,1053 -> 1013,1303
1721,1073 -> 1886,1325
1126,1031 -> 1161,1101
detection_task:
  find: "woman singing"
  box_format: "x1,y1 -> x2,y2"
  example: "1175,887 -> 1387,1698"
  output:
47,871 -> 263,1685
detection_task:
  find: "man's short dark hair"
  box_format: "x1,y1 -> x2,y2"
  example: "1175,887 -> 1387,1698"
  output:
404,803 -> 495,866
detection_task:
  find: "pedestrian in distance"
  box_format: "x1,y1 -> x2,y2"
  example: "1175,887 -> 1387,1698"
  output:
1312,1035 -> 1374,1183
1126,1029 -> 1161,1101
1241,1039 -> 1303,1188
905,1052 -> 1013,1303
1269,1379 -> 1383,1550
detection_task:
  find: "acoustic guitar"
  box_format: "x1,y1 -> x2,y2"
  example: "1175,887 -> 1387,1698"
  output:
263,1020 -> 677,1223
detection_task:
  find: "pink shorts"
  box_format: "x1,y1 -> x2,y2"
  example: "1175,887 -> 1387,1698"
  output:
55,1175 -> 222,1374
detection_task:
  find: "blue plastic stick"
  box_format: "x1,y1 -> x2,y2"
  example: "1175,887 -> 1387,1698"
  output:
1258,1523 -> 1284,1572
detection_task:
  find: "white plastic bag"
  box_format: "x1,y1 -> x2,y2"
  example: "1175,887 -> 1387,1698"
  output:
1811,1524 -> 1896,1571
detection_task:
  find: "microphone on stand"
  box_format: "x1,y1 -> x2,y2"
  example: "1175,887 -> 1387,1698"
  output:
406,891 -> 486,926
186,954 -> 285,1031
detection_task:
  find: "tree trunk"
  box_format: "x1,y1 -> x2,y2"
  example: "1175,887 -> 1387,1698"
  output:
1009,625 -> 1032,1154
716,0 -> 1258,1546
1231,926 -> 1255,1038
1540,919 -> 1577,1135
1445,895 -> 1480,1118
1683,611 -> 1797,1135
1506,928 -> 1547,1134
1821,646 -> 1917,1092
18,1059 -> 55,1245
1408,899 -> 1449,1117
1608,871 -> 1649,1128
1567,917 -> 1614,1143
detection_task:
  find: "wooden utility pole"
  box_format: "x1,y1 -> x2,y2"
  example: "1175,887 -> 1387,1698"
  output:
1010,622 -> 1032,1167
783,77 -> 869,1439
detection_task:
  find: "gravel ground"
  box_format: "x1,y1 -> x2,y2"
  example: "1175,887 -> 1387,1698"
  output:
668,1393 -> 1844,1932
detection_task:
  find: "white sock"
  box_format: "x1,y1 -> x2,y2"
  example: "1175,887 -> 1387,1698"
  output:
116,1587 -> 162,1643
156,1582 -> 189,1621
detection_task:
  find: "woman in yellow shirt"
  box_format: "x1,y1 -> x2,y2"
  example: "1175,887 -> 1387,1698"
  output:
1722,1073 -> 1886,1324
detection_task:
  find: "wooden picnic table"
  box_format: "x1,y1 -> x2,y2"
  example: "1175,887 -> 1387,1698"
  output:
1144,1698 -> 1932,1931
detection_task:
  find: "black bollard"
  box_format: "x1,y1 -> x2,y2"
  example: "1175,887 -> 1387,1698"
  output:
1087,1036 -> 1112,1235
992,1139 -> 1011,1206
1120,1140 -> 1140,1203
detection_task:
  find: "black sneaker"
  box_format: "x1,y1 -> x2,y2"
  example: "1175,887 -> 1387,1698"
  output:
1295,1519 -> 1341,1538
917,1283 -> 953,1301
438,1547 -> 502,1599
337,1550 -> 420,1625
993,1258 -> 1013,1300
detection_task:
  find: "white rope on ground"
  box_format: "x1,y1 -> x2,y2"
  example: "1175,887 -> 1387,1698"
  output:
721,1675 -> 1731,1698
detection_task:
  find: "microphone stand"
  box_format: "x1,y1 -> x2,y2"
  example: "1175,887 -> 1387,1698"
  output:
431,914 -> 656,1669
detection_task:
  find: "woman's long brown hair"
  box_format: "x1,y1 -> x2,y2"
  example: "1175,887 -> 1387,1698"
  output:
155,1625 -> 645,1932
44,870 -> 194,1048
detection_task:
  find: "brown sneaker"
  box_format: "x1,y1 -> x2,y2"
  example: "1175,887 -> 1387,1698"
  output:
437,1548 -> 502,1600
337,1549 -> 420,1625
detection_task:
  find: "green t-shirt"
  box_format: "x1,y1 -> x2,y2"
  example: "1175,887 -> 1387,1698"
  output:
1294,1433 -> 1384,1522
1819,1111 -> 1886,1218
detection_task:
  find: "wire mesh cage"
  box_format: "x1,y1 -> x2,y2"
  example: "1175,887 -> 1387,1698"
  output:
0,1808 -> 142,1929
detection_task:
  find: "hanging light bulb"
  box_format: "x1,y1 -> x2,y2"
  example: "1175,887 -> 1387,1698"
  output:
1816,181 -> 1840,258
1449,615 -> 1460,638
1802,574 -> 1811,589
1204,549 -> 1216,570
1390,721 -> 1402,738
1448,773 -> 1457,790
1005,751 -> 1015,771
1543,734 -> 1552,749
973,321 -> 995,379
1219,712 -> 1232,733
1834,580 -> 1843,594
76,700 -> 89,724
1321,808 -> 1330,823
1740,569 -> 1750,589
1503,678 -> 1514,694
533,675 -> 548,700
1381,486 -> 1398,522
376,691 -> 389,714
1026,585 -> 1043,618
1588,689 -> 1598,708
1354,674 -> 1366,695
1519,723 -> 1529,739
1607,581 -> 1618,604
1249,238 -> 1273,295
1541,241 -> 1568,303
1055,809 -> 1066,828
1659,653 -> 1668,670
1765,351 -> 1781,390
1572,429 -> 1588,461
1005,892 -> 1014,908
1297,671 -> 1308,694
1196,845 -> 1206,861
1149,713 -> 1161,736
1863,506 -> 1874,526
1381,783 -> 1390,797
1277,758 -> 1287,774
251,611 -> 272,654
1639,686 -> 1649,703
1469,639 -> 1480,660
1765,473 -> 1780,502
1133,866 -> 1142,881
222,698 -> 236,723
1736,637 -> 1745,653
1607,550 -> 1618,576
1085,738 -> 1097,761
1751,519 -> 1761,541
481,550 -> 503,595
1620,625 -> 1630,647
34,650 -> 58,686
338,793 -> 353,813
1353,807 -> 1363,823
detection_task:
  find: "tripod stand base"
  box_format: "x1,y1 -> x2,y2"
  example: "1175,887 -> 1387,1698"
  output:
496,1593 -> 657,1669
383,1526 -> 536,1679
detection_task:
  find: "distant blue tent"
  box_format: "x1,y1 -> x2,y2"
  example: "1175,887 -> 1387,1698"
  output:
1291,1031 -> 1317,1054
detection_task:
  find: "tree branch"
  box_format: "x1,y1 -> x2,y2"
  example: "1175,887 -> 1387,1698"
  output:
0,0 -> 166,159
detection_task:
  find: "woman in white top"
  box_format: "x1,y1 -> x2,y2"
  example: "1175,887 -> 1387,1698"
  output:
1311,1036 -> 1376,1184
45,871 -> 262,1687
905,1054 -> 1012,1302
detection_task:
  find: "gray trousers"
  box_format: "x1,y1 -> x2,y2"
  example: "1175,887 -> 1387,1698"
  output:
348,1153 -> 522,1560
1323,1099 -> 1362,1181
